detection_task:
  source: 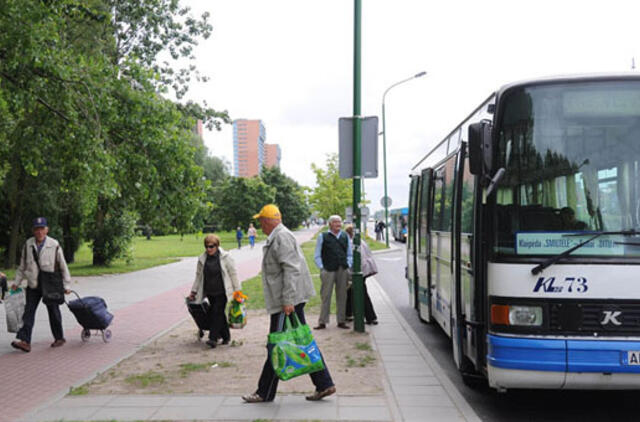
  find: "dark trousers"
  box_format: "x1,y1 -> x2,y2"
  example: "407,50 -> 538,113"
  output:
256,303 -> 334,401
206,294 -> 230,342
346,276 -> 377,323
17,285 -> 64,343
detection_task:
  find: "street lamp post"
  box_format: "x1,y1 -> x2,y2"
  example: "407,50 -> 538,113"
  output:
381,71 -> 427,247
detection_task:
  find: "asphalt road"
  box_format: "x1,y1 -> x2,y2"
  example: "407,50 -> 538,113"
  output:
374,243 -> 640,422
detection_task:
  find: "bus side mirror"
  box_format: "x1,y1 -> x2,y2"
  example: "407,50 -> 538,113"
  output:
468,120 -> 493,176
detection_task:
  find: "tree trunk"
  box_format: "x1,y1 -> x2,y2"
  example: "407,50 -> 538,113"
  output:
5,166 -> 25,268
62,213 -> 75,263
92,196 -> 107,266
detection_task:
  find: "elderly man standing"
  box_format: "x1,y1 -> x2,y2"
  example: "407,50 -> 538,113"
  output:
242,204 -> 336,403
314,215 -> 352,330
10,217 -> 71,352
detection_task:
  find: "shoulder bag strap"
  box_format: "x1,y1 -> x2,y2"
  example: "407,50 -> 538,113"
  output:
32,245 -> 40,270
54,246 -> 60,273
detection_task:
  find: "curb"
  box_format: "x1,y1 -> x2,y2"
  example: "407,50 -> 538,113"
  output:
369,277 -> 482,422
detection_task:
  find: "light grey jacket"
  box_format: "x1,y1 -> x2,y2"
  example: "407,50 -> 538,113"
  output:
15,236 -> 72,290
360,240 -> 378,278
191,247 -> 241,303
261,223 -> 315,314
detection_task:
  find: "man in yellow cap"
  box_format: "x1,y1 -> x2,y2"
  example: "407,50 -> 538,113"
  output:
242,204 -> 336,403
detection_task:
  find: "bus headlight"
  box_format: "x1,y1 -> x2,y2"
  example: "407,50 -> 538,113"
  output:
491,304 -> 543,327
509,306 -> 543,326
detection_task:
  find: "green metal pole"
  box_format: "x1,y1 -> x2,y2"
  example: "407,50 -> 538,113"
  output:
352,0 -> 364,333
382,101 -> 389,247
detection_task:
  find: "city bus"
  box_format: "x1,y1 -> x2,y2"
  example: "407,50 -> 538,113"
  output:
406,73 -> 640,391
389,207 -> 408,242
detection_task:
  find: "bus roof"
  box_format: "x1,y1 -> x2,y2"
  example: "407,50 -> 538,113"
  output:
411,72 -> 640,172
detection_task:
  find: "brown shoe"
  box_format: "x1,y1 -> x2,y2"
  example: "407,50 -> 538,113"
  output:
51,339 -> 66,348
11,340 -> 31,353
313,323 -> 326,330
242,393 -> 264,403
306,385 -> 336,401
337,323 -> 350,329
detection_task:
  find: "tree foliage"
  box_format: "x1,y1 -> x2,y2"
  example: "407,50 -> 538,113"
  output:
211,177 -> 275,232
309,154 -> 353,220
0,0 -> 230,267
260,166 -> 309,229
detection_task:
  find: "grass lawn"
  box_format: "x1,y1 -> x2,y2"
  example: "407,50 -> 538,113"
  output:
1,231 -> 242,278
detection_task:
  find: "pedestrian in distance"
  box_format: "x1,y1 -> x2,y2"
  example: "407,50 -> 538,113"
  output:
242,204 -> 336,403
376,220 -> 386,241
374,220 -> 382,241
343,224 -> 378,325
313,215 -> 352,330
236,226 -> 243,249
10,217 -> 72,353
188,234 -> 241,348
247,223 -> 257,249
0,271 -> 7,302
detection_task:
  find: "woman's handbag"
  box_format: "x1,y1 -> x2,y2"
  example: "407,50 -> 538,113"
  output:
5,288 -> 25,333
269,313 -> 325,381
33,246 -> 65,305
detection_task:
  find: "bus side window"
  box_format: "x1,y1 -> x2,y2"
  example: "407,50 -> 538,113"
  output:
461,156 -> 474,234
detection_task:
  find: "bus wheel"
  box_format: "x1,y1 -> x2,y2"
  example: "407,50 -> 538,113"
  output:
459,357 -> 487,390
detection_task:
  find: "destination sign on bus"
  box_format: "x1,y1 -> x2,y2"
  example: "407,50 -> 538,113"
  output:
516,232 -> 625,256
563,90 -> 640,117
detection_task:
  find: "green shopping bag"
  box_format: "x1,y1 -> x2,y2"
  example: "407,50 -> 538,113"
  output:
269,313 -> 325,381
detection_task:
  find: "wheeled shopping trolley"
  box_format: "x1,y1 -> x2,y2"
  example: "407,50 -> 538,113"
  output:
67,291 -> 114,343
186,298 -> 210,340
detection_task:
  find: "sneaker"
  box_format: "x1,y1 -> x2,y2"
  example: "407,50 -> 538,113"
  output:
206,339 -> 217,348
221,339 -> 230,345
242,393 -> 264,403
313,323 -> 326,330
337,323 -> 350,329
305,385 -> 336,401
51,339 -> 66,348
11,340 -> 31,353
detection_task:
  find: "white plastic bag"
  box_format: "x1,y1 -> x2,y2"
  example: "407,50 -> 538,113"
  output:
5,289 -> 25,333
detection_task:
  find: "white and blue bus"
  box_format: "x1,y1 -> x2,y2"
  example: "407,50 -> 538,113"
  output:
407,73 -> 640,391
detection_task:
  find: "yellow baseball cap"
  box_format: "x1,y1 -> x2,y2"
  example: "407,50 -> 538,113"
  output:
253,204 -> 281,219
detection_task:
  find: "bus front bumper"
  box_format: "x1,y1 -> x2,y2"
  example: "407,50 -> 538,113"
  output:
487,335 -> 640,390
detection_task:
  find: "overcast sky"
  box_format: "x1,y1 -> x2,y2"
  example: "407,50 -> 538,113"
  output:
183,0 -> 640,213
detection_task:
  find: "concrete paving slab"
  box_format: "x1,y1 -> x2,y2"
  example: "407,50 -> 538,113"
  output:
164,395 -> 225,407
214,403 -> 279,420
391,384 -> 451,396
388,375 -> 442,386
339,405 -> 392,421
27,406 -> 98,422
53,395 -> 115,407
337,395 -> 387,406
88,406 -> 158,421
108,394 -> 170,406
396,393 -> 456,407
401,405 -> 465,421
386,367 -> 434,377
151,405 -> 217,420
273,399 -> 338,420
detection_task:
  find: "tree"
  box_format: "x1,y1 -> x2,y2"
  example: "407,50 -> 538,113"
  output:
309,154 -> 353,220
261,166 -> 309,229
211,177 -> 275,232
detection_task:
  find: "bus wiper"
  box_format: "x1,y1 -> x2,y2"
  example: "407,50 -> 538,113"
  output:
530,230 -> 639,275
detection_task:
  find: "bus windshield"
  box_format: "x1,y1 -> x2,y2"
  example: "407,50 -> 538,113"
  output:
493,80 -> 640,258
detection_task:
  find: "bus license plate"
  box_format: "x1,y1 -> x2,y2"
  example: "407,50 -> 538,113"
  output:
627,351 -> 640,365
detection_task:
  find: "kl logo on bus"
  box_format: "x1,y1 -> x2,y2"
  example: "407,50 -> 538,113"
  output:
533,276 -> 588,293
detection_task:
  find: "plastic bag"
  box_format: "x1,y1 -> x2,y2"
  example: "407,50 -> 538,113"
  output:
269,313 -> 325,381
228,291 -> 247,329
5,288 -> 25,333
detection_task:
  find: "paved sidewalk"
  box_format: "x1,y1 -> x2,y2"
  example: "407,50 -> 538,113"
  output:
0,229 -> 316,422
19,269 -> 480,421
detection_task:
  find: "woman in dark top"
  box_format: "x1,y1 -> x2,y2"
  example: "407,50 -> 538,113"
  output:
189,234 -> 241,348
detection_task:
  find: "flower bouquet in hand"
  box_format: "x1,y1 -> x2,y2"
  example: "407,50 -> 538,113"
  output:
228,290 -> 248,329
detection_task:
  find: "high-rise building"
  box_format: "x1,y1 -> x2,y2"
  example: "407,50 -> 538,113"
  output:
233,119 -> 265,177
264,143 -> 281,169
